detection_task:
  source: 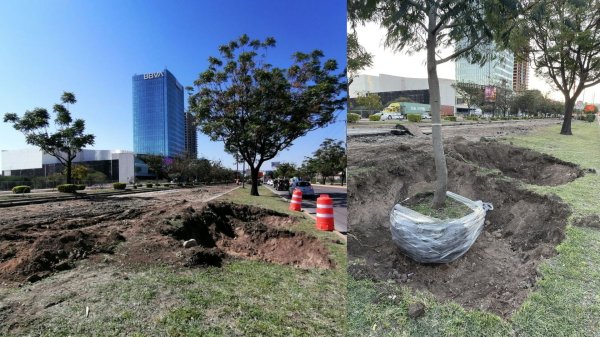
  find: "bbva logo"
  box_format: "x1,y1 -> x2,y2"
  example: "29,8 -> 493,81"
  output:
144,72 -> 165,80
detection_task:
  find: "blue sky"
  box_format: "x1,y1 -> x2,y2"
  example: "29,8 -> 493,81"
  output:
0,0 -> 347,169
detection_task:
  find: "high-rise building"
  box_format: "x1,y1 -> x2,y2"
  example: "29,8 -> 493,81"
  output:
184,112 -> 198,158
132,69 -> 184,156
455,43 -> 514,88
513,55 -> 529,92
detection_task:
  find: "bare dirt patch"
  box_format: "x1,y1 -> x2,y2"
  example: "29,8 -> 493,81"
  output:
448,138 -> 583,185
0,186 -> 329,285
348,134 -> 573,317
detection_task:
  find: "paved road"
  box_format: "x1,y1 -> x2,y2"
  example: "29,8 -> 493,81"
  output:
266,184 -> 347,234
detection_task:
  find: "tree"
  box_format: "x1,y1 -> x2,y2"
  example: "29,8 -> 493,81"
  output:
312,138 -> 346,185
274,162 -> 297,179
493,80 -> 515,117
138,154 -> 166,180
349,0 -> 518,207
70,164 -> 89,183
298,157 -> 319,182
348,30 -> 374,85
452,82 -> 484,115
512,0 -> 600,134
188,34 -> 345,196
352,91 -> 383,115
4,92 -> 95,184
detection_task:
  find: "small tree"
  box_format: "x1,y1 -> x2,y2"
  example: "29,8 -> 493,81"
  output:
512,0 -> 600,134
353,91 -> 383,116
188,34 -> 345,196
453,82 -> 485,115
4,92 -> 95,184
350,0 -> 518,207
312,138 -> 346,185
70,164 -> 89,184
274,162 -> 297,179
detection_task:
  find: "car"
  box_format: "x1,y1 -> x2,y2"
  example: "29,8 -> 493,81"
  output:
422,114 -> 432,120
266,179 -> 274,186
380,112 -> 404,121
288,181 -> 315,199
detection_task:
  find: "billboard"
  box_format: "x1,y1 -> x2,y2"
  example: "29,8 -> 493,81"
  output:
484,86 -> 497,102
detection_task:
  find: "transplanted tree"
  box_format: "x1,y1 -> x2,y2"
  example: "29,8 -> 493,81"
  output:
349,0 -> 518,207
4,92 -> 95,184
511,0 -> 600,134
188,34 -> 345,196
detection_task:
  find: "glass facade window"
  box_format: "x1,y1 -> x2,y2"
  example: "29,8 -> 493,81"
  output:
132,69 -> 184,156
455,41 -> 515,89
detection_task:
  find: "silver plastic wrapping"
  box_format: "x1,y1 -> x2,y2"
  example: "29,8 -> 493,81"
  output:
390,191 -> 493,264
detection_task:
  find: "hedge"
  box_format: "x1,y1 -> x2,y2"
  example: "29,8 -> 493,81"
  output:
407,114 -> 422,122
444,116 -> 457,122
369,114 -> 381,121
146,183 -> 153,188
75,184 -> 86,191
57,184 -> 78,193
347,113 -> 360,123
12,185 -> 31,194
113,182 -> 127,190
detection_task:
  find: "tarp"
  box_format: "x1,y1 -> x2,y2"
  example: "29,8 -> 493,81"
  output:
390,191 -> 493,263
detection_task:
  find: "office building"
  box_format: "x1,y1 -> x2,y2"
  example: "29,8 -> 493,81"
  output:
1,149 -> 134,183
455,43 -> 514,88
513,55 -> 529,92
350,74 -> 457,115
132,69 -> 185,157
184,112 -> 198,158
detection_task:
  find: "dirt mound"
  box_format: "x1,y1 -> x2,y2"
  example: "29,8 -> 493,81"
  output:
165,202 -> 333,270
448,139 -> 583,186
348,139 -> 572,317
0,186 -> 326,284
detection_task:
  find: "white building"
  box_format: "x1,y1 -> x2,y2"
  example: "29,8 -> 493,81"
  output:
350,73 -> 457,115
0,149 -> 135,183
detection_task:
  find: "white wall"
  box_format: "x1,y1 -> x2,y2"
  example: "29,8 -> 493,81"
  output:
1,148 -> 43,171
112,152 -> 135,183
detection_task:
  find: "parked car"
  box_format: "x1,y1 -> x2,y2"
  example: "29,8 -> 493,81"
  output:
422,113 -> 432,120
266,179 -> 274,186
380,112 -> 404,121
288,181 -> 315,198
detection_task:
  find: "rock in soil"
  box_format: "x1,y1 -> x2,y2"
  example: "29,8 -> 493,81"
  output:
408,302 -> 426,318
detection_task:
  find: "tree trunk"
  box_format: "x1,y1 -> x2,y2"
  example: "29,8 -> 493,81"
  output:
66,160 -> 72,184
561,96 -> 576,135
250,167 -> 260,196
426,19 -> 448,208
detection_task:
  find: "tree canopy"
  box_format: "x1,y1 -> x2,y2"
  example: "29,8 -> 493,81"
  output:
510,0 -> 600,134
188,34 -> 346,196
3,92 -> 95,184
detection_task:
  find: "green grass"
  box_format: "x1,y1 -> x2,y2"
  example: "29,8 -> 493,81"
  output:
349,121 -> 600,336
409,194 -> 472,220
5,185 -> 346,336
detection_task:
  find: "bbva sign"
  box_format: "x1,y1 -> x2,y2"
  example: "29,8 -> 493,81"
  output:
144,72 -> 165,80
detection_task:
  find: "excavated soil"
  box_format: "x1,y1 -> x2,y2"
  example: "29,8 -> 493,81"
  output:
0,186 -> 332,285
348,137 -> 575,317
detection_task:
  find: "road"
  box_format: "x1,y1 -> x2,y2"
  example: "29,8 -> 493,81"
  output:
266,184 -> 347,234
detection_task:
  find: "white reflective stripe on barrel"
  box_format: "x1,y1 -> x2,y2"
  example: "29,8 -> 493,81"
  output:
291,200 -> 302,204
317,204 -> 333,208
316,213 -> 334,218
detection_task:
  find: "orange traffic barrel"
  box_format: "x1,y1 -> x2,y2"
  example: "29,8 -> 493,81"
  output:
289,188 -> 302,211
316,194 -> 334,231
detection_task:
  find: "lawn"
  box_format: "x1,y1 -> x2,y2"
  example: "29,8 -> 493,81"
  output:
348,121 -> 600,336
1,186 -> 346,336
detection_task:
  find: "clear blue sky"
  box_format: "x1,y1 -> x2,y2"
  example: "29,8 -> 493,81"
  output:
0,0 -> 347,170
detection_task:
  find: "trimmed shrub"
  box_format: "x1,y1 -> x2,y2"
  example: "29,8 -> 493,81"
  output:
12,185 -> 31,194
347,113 -> 360,123
465,115 -> 479,121
369,114 -> 381,121
146,183 -> 153,188
444,116 -> 457,122
75,184 -> 86,191
586,113 -> 596,123
133,185 -> 138,189
407,114 -> 422,122
113,182 -> 127,190
155,183 -> 161,186
57,184 -> 78,193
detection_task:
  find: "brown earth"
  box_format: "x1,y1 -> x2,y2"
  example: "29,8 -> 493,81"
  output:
0,186 -> 332,285
347,123 -> 580,318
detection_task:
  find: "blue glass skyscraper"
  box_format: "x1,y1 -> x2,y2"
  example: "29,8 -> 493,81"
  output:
132,69 -> 185,156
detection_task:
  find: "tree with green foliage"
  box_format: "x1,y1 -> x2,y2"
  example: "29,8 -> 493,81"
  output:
312,138 -> 346,185
274,162 -> 297,179
452,82 -> 484,115
348,31 -> 374,85
510,0 -> 600,134
352,91 -> 383,116
298,157 -> 319,182
349,0 -> 518,207
3,92 -> 95,184
138,154 -> 166,180
70,164 -> 89,183
188,35 -> 345,196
